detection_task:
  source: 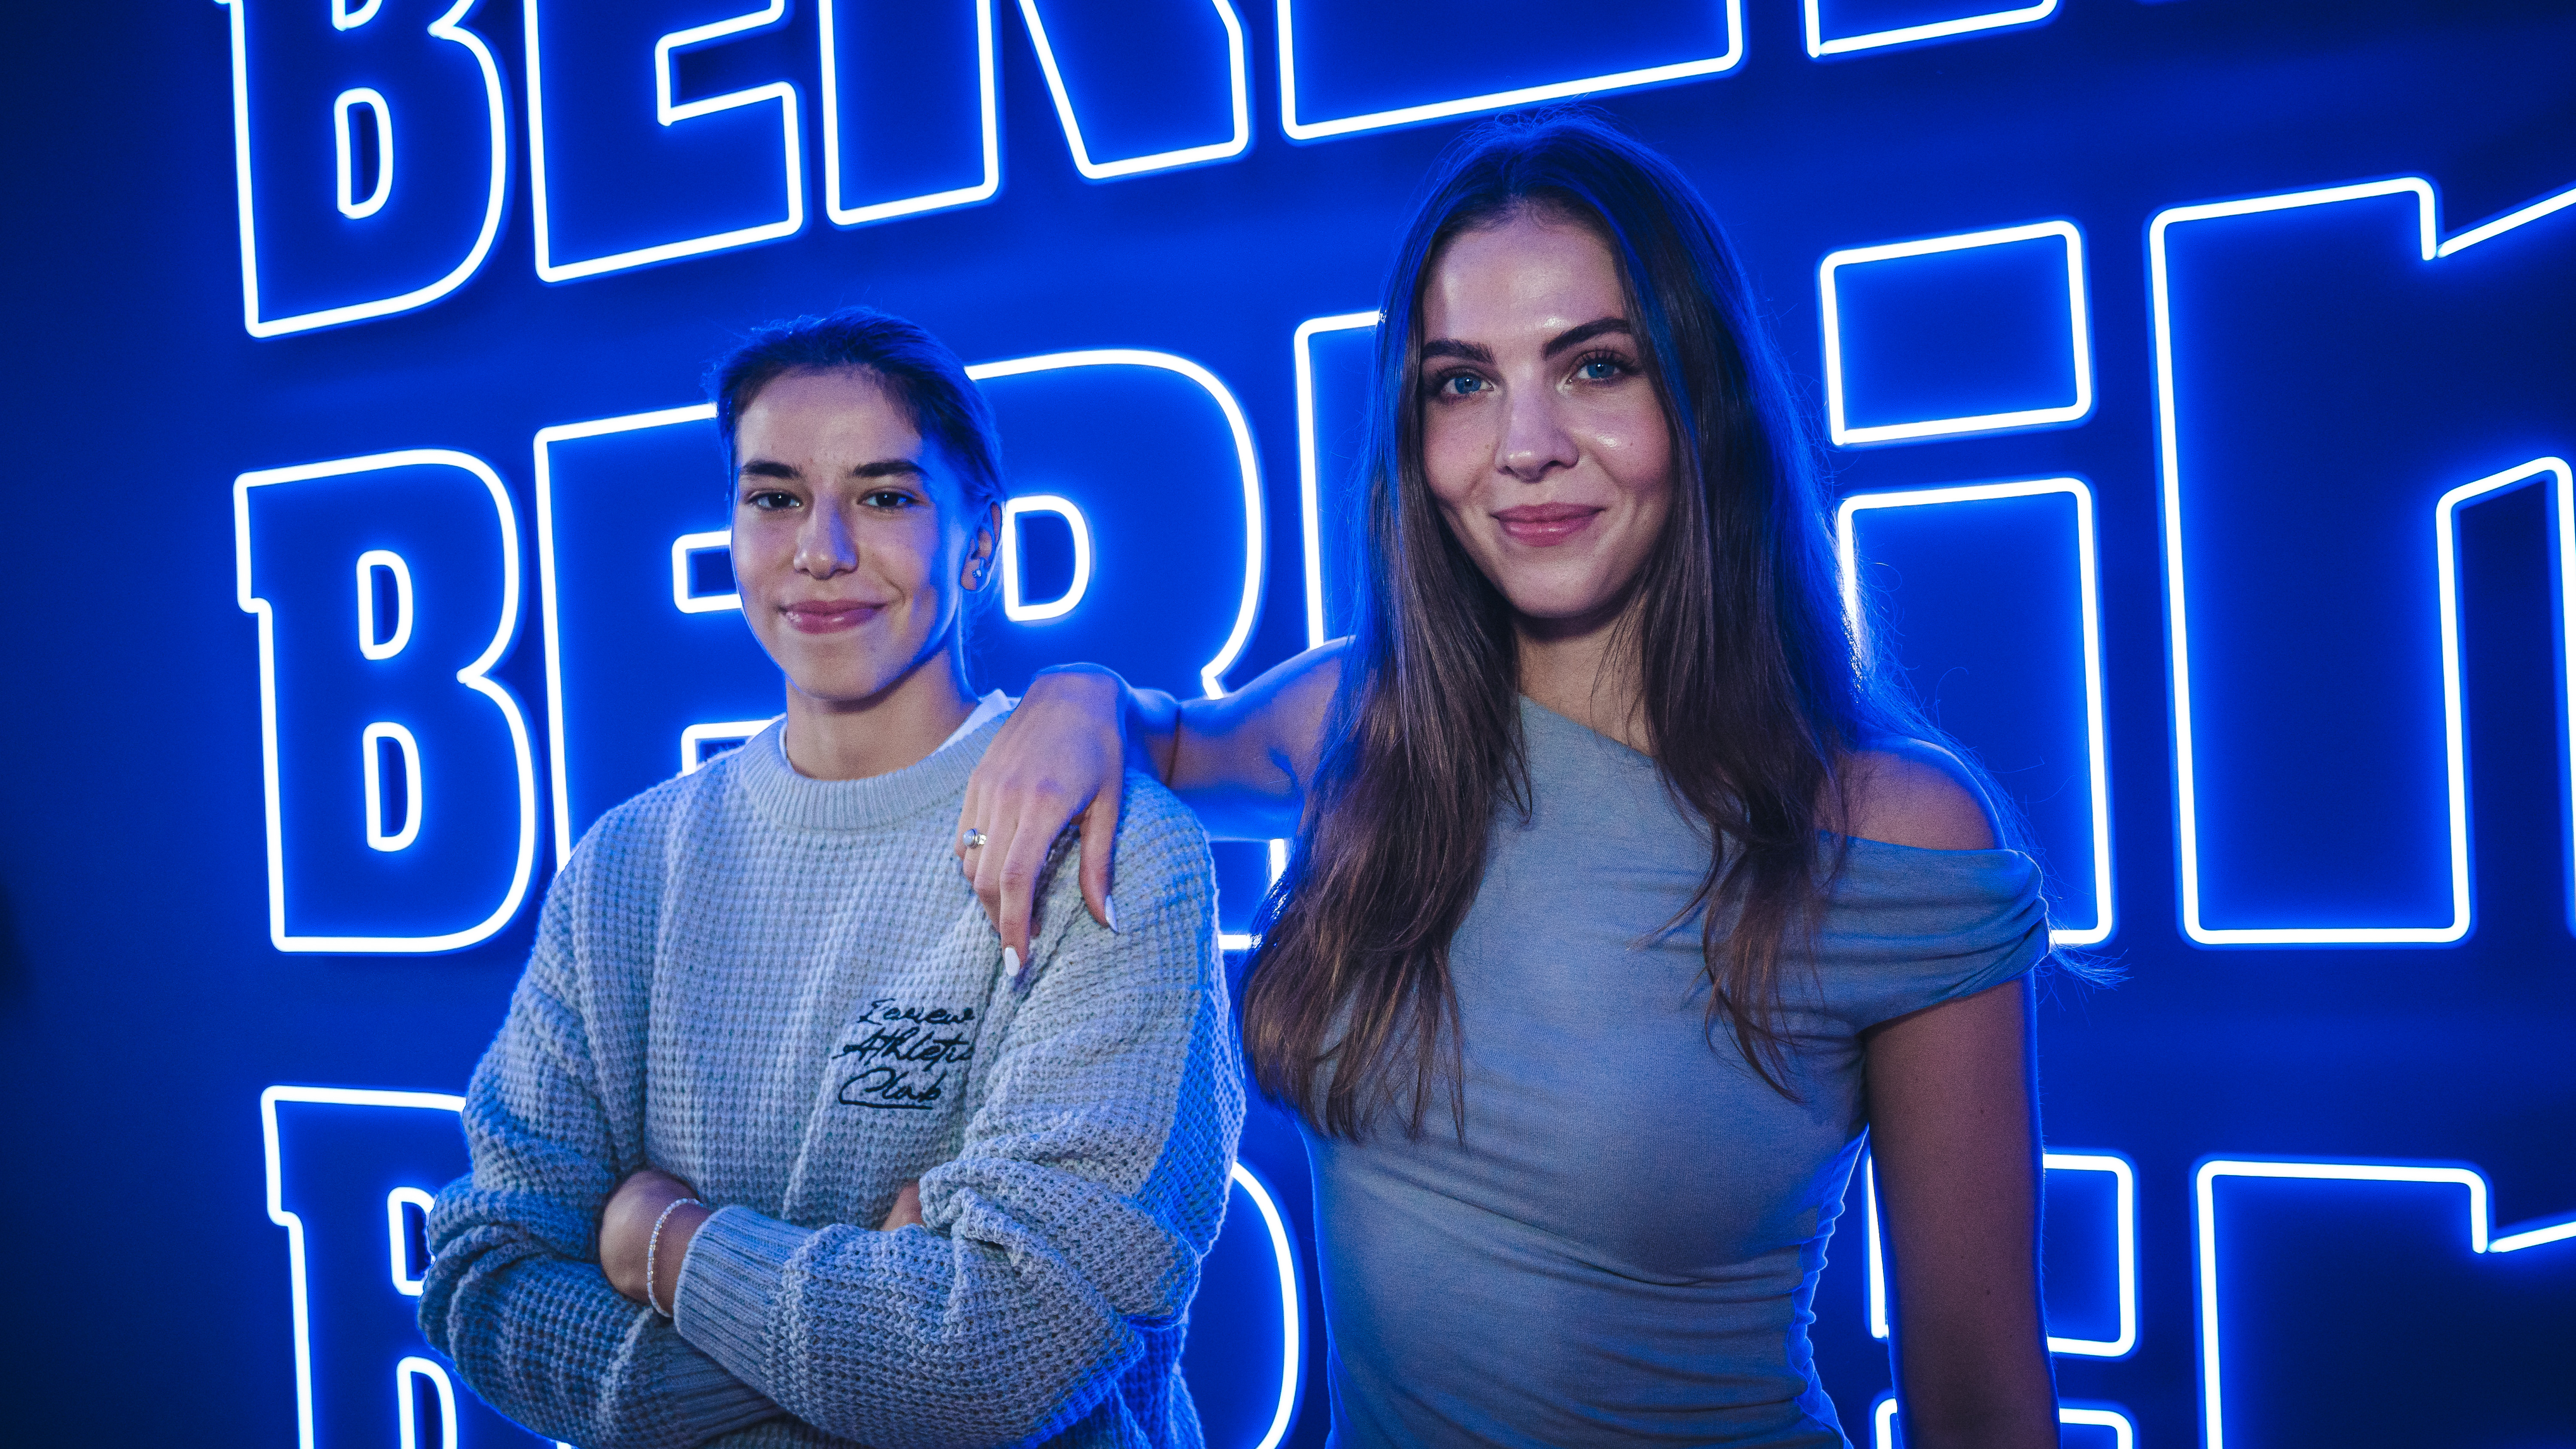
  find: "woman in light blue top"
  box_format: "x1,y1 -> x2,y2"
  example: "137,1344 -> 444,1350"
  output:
954,116 -> 2064,1448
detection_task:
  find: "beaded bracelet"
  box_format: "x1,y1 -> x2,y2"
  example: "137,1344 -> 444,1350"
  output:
644,1197 -> 705,1318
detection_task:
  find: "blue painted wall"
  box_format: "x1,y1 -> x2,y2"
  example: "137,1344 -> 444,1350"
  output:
1,3 -> 2570,1445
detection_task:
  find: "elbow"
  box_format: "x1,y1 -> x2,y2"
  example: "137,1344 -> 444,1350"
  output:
413,1255 -> 467,1360
1899,1406 -> 2060,1449
980,1365 -> 1116,1448
797,1341 -> 1122,1449
1896,1356 -> 2059,1449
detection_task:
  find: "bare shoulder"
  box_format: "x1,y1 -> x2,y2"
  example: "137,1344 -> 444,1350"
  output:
1840,738 -> 1999,851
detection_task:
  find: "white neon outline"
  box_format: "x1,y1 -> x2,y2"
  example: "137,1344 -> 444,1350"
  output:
1872,1397 -> 2132,1449
680,719 -> 776,776
334,88 -> 395,220
1863,1154 -> 1886,1337
2195,1157 -> 2576,1449
261,1085 -> 470,1449
669,529 -> 740,614
386,1186 -> 437,1296
1227,1161 -> 1303,1449
525,0 -> 805,282
818,0 -> 1000,225
1276,0 -> 1743,141
334,0 -> 383,29
2436,459 -> 2576,937
1020,0 -> 1249,179
228,0 -> 508,337
1836,478 -> 2114,946
965,350 -> 1265,698
1000,495 -> 1095,622
2043,1153 -> 2138,1358
1819,220 -> 2091,447
534,402 -> 721,867
1218,838 -> 1287,953
2152,173 -> 2576,944
395,1356 -> 459,1449
1293,310 -> 1380,648
358,549 -> 416,660
1804,0 -> 2056,59
362,722 -> 425,852
2440,180 -> 2576,257
1865,1151 -> 2136,1356
235,450 -> 540,952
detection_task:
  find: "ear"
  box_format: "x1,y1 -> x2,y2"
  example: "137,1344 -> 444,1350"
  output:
960,503 -> 1000,592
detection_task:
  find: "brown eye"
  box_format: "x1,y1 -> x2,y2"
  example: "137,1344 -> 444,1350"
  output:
745,489 -> 798,511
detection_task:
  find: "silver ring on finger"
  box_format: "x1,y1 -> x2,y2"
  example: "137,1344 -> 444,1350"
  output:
962,828 -> 988,850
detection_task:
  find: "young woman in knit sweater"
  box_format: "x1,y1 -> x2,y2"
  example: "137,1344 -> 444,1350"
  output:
422,310 -> 1243,1449
952,118 -> 2064,1448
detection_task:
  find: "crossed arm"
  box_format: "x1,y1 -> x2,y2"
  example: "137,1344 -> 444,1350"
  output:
422,811 -> 1239,1449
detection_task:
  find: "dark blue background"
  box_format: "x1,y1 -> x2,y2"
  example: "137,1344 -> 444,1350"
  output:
3,3 -> 2571,1445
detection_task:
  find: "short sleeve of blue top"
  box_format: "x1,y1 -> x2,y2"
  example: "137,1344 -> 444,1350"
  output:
1305,698 -> 2050,1448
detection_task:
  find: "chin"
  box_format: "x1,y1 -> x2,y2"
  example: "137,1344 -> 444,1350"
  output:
778,656 -> 900,708
1496,577 -> 1622,623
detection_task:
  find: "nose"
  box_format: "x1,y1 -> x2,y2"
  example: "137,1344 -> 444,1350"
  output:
1495,381 -> 1578,483
793,498 -> 859,579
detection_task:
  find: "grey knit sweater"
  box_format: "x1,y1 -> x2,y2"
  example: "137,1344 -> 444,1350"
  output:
419,715 -> 1243,1449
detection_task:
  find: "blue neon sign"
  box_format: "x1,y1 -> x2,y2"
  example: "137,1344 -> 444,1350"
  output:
12,4 -> 2576,1443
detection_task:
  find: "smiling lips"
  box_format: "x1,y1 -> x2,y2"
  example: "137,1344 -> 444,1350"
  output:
1492,502 -> 1604,546
782,599 -> 884,633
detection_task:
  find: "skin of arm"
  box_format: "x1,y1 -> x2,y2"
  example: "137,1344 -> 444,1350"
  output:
955,640 -> 1343,956
599,1174 -> 922,1313
1849,748 -> 2061,1449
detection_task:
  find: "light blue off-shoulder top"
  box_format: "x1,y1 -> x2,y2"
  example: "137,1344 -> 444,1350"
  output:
1304,697 -> 2050,1448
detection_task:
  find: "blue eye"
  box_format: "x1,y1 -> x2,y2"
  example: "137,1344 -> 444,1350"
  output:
1577,355 -> 1627,381
1441,374 -> 1488,397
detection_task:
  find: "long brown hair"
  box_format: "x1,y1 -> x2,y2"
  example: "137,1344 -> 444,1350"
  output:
1243,114 -> 1982,1139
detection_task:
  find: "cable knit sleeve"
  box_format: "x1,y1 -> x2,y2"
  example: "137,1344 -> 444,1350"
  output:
668,777 -> 1244,1446
417,810 -> 782,1449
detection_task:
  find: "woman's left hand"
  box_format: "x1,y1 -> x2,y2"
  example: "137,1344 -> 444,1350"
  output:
600,1167 -> 708,1307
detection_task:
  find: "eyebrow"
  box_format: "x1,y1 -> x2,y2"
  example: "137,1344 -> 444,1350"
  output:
1419,337 -> 1494,366
1541,316 -> 1634,358
848,458 -> 927,480
735,456 -> 928,481
1418,316 -> 1635,367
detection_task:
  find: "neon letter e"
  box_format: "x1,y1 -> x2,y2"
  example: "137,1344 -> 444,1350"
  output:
235,451 -> 539,953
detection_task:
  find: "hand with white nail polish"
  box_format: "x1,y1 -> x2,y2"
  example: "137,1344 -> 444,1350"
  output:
954,648 -> 1344,982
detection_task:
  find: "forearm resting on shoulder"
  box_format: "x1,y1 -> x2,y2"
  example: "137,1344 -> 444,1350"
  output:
960,644 -> 1341,955
1165,640 -> 1342,838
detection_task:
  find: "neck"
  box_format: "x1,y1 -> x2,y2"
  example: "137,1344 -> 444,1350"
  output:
780,645 -> 979,781
1515,596 -> 1649,753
